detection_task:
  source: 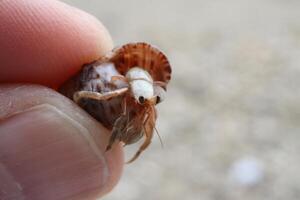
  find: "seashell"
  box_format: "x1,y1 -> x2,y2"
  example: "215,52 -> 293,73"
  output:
102,42 -> 171,89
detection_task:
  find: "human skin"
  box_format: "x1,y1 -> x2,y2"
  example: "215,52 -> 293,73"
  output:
0,0 -> 124,199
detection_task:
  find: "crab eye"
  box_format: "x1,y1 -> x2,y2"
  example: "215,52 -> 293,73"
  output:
138,96 -> 145,104
154,86 -> 166,104
156,96 -> 161,104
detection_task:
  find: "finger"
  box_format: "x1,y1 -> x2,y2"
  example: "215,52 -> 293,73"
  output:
0,84 -> 123,200
0,0 -> 113,88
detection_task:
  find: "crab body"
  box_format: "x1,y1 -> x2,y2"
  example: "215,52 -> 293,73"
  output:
59,42 -> 171,163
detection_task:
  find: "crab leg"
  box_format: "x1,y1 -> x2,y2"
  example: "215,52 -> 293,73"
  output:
105,114 -> 127,151
111,75 -> 128,83
126,108 -> 155,163
73,88 -> 128,103
126,126 -> 153,163
105,98 -> 128,151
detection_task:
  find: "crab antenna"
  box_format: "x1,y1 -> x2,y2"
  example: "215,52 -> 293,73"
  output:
154,126 -> 164,148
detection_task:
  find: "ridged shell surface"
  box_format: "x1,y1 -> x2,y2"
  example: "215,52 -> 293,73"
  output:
102,42 -> 171,87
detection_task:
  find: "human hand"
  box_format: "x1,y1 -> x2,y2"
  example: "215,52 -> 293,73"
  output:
0,0 -> 123,199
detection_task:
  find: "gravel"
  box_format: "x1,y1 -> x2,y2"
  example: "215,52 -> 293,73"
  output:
63,1 -> 300,199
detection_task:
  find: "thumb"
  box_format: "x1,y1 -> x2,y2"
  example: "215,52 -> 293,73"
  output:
0,84 -> 123,200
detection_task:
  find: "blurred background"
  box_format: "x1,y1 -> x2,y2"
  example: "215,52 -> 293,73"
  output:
62,0 -> 300,199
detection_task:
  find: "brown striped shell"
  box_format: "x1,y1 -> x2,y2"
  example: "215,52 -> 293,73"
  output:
102,42 -> 172,88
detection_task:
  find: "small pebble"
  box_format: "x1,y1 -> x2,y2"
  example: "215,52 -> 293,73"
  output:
229,157 -> 264,186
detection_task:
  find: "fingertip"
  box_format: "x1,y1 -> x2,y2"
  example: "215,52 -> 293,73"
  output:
0,0 -> 113,88
102,144 -> 124,195
0,84 -> 123,199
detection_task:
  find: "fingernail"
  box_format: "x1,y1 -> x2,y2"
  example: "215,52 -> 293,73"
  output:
0,104 -> 109,200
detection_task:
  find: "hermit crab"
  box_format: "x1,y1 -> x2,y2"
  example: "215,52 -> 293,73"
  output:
59,42 -> 172,163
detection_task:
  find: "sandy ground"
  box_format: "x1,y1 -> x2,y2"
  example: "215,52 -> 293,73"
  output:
62,0 -> 300,199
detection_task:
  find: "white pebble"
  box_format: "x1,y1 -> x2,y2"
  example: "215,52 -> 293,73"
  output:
229,157 -> 264,186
